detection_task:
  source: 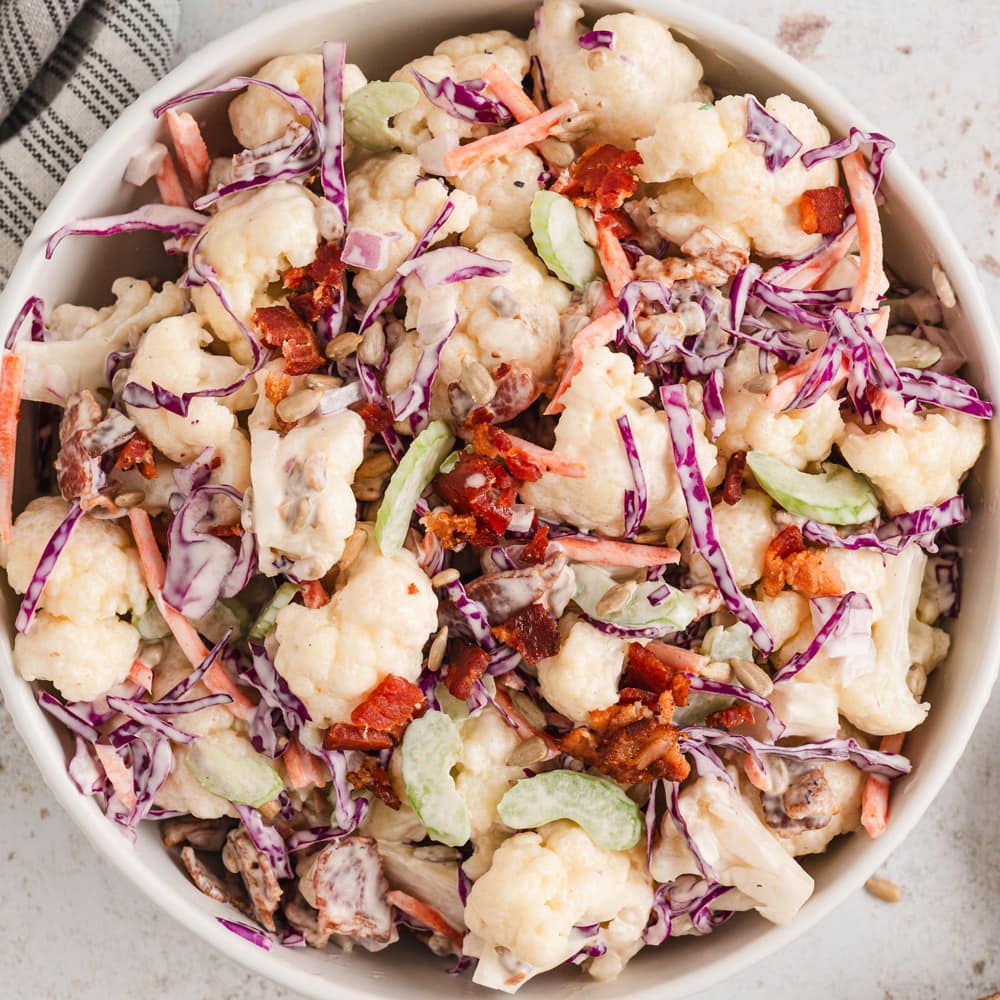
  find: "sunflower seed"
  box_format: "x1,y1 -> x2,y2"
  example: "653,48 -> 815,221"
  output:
745,373 -> 778,394
427,626 -> 448,672
459,360 -> 496,405
510,690 -> 547,730
507,736 -> 548,767
356,451 -> 396,480
550,110 -> 596,143
701,660 -> 732,682
358,322 -> 386,366
685,380 -> 704,407
864,878 -> 902,903
596,580 -> 637,616
430,568 -> 460,588
931,264 -> 956,309
113,490 -> 145,509
664,519 -> 688,548
351,478 -> 385,502
325,332 -> 363,361
633,529 -> 665,545
587,49 -> 611,70
731,657 -> 774,696
276,388 -> 321,423
536,137 -> 575,167
305,373 -> 343,390
138,641 -> 164,668
339,527 -> 368,572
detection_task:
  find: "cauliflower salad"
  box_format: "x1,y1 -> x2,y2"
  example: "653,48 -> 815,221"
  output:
1,0 -> 991,989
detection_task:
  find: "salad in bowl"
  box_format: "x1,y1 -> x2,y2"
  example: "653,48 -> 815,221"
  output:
0,0 -> 991,992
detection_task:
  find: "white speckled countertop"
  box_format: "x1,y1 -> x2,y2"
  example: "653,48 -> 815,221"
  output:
1,1 -> 998,997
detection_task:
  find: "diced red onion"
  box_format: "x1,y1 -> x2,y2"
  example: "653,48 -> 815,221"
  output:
660,386 -> 773,654
411,70 -> 512,125
616,414 -> 647,539
217,917 -> 273,950
342,228 -> 394,271
745,96 -> 802,172
578,29 -> 614,49
280,926 -> 306,948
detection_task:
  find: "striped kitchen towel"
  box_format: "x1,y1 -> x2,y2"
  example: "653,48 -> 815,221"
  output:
0,0 -> 180,285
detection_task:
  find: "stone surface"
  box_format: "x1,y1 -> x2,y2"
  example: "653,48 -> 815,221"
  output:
1,1 -> 998,998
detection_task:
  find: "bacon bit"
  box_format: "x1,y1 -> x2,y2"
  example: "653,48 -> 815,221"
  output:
561,690 -> 690,785
406,582 -> 419,596
554,535 -> 680,568
705,703 -> 755,729
519,525 -> 550,566
434,451 -> 517,546
469,419 -> 542,482
254,305 -> 325,376
763,525 -> 842,598
115,433 -> 157,480
722,450 -> 746,506
491,603 -> 561,665
283,242 -> 345,323
385,890 -> 465,953
346,758 -> 400,809
552,144 -> 643,212
54,390 -> 104,508
421,509 -> 479,550
264,370 -> 292,407
300,579 -> 330,609
799,186 -> 848,235
283,737 -> 329,790
127,659 -> 153,692
351,401 -> 393,435
350,674 -> 427,733
445,640 -> 490,700
617,686 -> 658,707
323,723 -> 396,751
623,643 -> 690,706
206,523 -> 243,539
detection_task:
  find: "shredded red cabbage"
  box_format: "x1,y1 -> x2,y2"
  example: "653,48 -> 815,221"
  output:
242,642 -> 311,759
744,96 -> 802,171
411,70 -> 512,125
37,690 -> 100,742
45,204 -> 207,259
578,29 -> 614,49
397,246 -> 513,288
685,674 -> 785,739
666,780 -> 715,879
321,41 -> 349,226
801,127 -> 895,192
4,295 -> 46,349
703,370 -> 726,441
390,310 -> 456,434
661,386 -> 773,654
217,917 -> 273,950
234,803 -> 293,879
615,414 -> 647,539
285,826 -> 351,852
67,736 -> 104,795
898,367 -> 994,419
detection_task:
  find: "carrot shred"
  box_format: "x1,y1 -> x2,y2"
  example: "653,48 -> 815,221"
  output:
126,508 -> 253,719
155,150 -> 189,208
500,434 -> 586,478
0,352 -> 24,545
544,309 -> 623,415
481,63 -> 540,122
283,737 -> 328,790
94,744 -> 136,809
645,641 -> 710,674
127,659 -> 154,692
842,151 -> 884,311
594,215 -> 634,296
778,223 -> 858,291
743,753 -> 771,792
492,687 -> 559,750
443,99 -> 577,176
861,733 -> 904,838
554,535 -> 680,568
385,890 -> 465,952
165,109 -> 211,198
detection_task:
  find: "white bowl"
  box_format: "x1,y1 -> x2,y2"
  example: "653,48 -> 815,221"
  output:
1,1 -> 997,997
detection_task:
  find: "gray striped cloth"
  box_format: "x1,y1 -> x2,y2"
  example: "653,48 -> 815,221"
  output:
0,0 -> 180,285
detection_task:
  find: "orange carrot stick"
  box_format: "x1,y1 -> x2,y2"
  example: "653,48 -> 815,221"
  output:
645,642 -> 710,673
743,753 -> 771,793
155,150 -> 189,207
443,99 -> 577,175
0,352 -> 24,544
775,223 -> 858,291
127,508 -> 253,719
502,434 -> 586,478
94,744 -> 137,809
127,659 -> 154,693
481,63 -> 540,122
595,216 -> 634,296
493,687 -> 559,750
165,109 -> 211,197
842,151 -> 884,311
555,535 -> 680,568
545,309 -> 624,415
386,890 -> 465,952
283,737 -> 328,790
861,733 -> 904,838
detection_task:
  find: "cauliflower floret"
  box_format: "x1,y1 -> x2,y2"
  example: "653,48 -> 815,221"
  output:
13,612 -> 139,702
787,547 -> 930,735
755,589 -> 810,652
839,409 -> 985,516
767,680 -> 840,739
455,708 -> 522,837
190,183 -> 341,361
17,277 -> 188,405
345,153 -> 477,304
530,0 -> 704,147
248,366 -> 365,579
520,347 -> 719,533
273,527 -> 437,726
5,497 -> 146,620
536,618 -> 626,723
390,31 -> 529,153
453,148 -> 544,248
464,821 -> 652,987
717,345 -> 844,469
125,313 -> 253,464
385,231 -> 568,420
638,94 -> 839,257
631,181 -> 750,252
689,490 -> 774,588
228,54 -> 366,152
651,775 -> 813,924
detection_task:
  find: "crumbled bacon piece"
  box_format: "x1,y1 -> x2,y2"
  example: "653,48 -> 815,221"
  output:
351,401 -> 393,435
350,674 -> 426,733
594,206 -> 637,240
552,144 -> 643,212
722,450 -> 746,506
283,242 -> 346,323
445,640 -> 490,700
799,186 -> 848,235
254,305 -> 325,375
346,758 -> 401,810
623,643 -> 690,707
206,523 -> 244,538
300,579 -> 330,609
762,525 -> 843,598
323,724 -> 396,751
421,509 -> 479,550
265,370 -> 292,406
560,690 -> 689,785
469,418 -> 542,483
115,433 -> 157,480
616,686 -> 658,707
518,525 -> 549,566
705,703 -> 755,730
491,603 -> 561,664
434,451 -> 517,546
